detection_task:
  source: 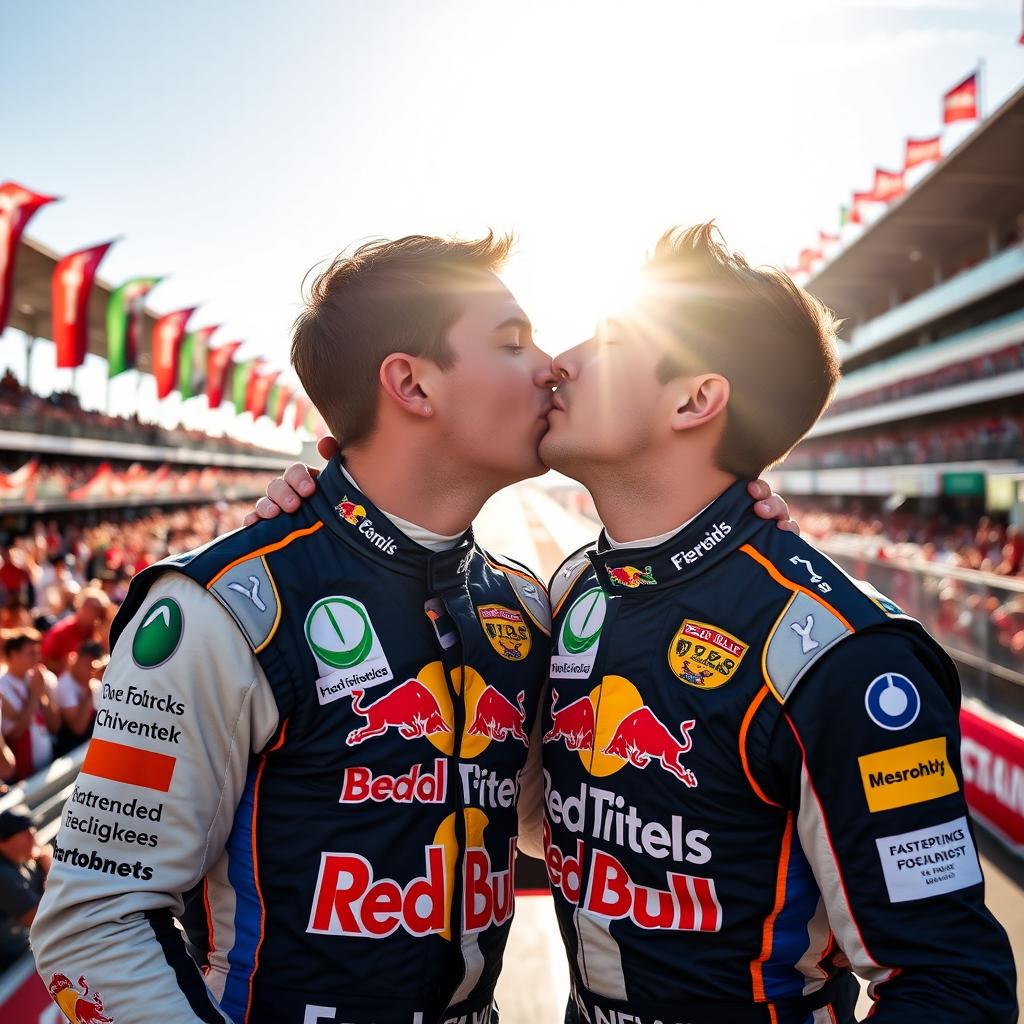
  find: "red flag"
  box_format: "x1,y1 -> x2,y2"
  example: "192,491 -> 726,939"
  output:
247,370 -> 279,419
905,135 -> 941,170
244,357 -> 267,412
849,191 -> 873,225
797,248 -> 822,274
273,384 -> 294,427
293,394 -> 311,430
872,168 -> 905,203
0,183 -> 57,334
818,230 -> 839,247
52,241 -> 115,368
152,307 -> 196,398
206,340 -> 243,408
943,73 -> 978,124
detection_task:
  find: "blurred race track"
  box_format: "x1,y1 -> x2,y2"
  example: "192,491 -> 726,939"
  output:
478,482 -> 1024,1023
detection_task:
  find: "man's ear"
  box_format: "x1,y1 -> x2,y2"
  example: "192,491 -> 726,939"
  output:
669,374 -> 730,433
379,353 -> 433,418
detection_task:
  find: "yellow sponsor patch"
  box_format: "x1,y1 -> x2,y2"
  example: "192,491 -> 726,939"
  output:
858,737 -> 959,812
477,604 -> 532,662
668,619 -> 748,690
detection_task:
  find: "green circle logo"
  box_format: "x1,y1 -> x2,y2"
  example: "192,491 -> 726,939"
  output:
304,597 -> 374,670
560,588 -> 606,655
132,598 -> 183,668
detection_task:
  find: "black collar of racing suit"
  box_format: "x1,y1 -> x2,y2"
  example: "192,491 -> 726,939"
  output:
313,455 -> 476,592
588,478 -> 762,596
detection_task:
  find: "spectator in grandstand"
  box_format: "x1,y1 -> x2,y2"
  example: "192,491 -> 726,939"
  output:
0,630 -> 60,782
0,708 -> 14,782
39,588 -> 110,674
53,641 -> 104,757
0,804 -> 50,970
0,542 -> 32,609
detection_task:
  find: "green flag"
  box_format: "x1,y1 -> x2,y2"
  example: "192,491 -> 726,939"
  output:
839,205 -> 850,228
107,276 -> 161,378
178,325 -> 219,400
232,360 -> 252,415
267,383 -> 281,423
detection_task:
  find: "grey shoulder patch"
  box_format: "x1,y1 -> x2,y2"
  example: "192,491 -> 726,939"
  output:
208,555 -> 280,653
504,569 -> 551,636
765,591 -> 853,702
550,552 -> 594,614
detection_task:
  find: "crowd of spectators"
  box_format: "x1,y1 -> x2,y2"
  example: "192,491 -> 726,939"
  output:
825,338 -> 1024,419
789,502 -> 1024,671
0,369 -> 286,457
0,501 -> 253,786
782,413 -> 1024,470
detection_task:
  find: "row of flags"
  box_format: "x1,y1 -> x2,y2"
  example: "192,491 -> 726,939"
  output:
0,182 -> 316,431
786,69 -> 982,280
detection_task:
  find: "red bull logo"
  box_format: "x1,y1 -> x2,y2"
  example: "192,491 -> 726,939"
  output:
467,686 -> 529,745
605,564 -> 657,589
48,974 -> 114,1024
346,679 -> 452,746
335,497 -> 367,526
543,688 -> 595,751
602,707 -> 697,787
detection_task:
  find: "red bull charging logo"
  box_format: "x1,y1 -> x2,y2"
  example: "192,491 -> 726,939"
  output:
605,564 -> 657,588
467,686 -> 529,745
543,675 -> 699,787
48,974 -> 114,1023
346,679 -> 451,746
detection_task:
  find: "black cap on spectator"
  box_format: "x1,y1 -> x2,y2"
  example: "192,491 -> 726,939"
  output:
0,805 -> 34,840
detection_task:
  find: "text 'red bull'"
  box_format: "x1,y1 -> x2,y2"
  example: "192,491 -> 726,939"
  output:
543,820 -> 721,932
307,842 -> 515,939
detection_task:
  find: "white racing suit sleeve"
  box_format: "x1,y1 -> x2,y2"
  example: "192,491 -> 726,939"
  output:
516,711 -> 545,859
31,573 -> 280,1024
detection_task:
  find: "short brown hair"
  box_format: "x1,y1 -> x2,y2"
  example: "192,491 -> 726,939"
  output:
291,232 -> 514,448
639,223 -> 841,477
2,627 -> 41,656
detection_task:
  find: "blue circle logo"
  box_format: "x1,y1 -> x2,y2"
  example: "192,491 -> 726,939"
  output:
865,672 -> 920,731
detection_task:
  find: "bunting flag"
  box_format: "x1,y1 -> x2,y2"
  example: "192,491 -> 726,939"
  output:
151,307 -> 196,398
273,384 -> 294,427
178,324 -> 220,400
0,183 -> 57,335
818,230 -> 840,247
232,359 -> 253,414
839,205 -> 850,228
52,241 -> 116,368
872,167 -> 905,203
905,135 -> 942,170
797,248 -> 822,274
107,276 -> 162,377
292,394 -> 311,431
244,357 -> 268,413
247,369 -> 280,419
943,72 -> 978,124
850,190 -> 874,225
206,340 -> 243,408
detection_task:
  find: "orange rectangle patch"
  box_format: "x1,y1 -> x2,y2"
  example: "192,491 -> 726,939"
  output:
81,737 -> 176,792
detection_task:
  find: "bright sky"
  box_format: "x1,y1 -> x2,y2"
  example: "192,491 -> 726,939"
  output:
2,0 -> 1022,444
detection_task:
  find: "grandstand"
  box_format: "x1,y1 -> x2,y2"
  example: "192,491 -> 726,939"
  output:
766,81 -> 1024,861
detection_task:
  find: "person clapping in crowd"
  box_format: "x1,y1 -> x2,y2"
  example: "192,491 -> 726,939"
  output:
0,630 -> 60,782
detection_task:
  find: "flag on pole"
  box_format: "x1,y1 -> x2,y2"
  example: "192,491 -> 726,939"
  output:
818,230 -> 839,247
872,168 -> 905,203
52,241 -> 116,368
0,183 -> 57,335
151,307 -> 196,398
839,205 -> 850,228
943,72 -> 978,123
232,359 -> 253,414
850,190 -> 874,225
207,340 -> 243,408
293,394 -> 311,431
178,324 -> 219,399
247,370 -> 279,420
904,135 -> 941,170
797,248 -> 822,274
273,384 -> 294,427
107,276 -> 162,377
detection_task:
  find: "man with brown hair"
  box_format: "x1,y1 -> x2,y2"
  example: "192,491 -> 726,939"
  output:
260,224 -> 1015,1022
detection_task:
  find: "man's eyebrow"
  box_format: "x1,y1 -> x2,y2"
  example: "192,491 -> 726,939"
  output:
493,316 -> 532,332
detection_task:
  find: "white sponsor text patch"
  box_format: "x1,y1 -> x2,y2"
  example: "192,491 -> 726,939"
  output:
875,815 -> 982,903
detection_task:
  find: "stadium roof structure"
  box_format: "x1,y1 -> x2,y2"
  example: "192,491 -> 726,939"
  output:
808,81 -> 1024,327
6,235 -> 159,372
